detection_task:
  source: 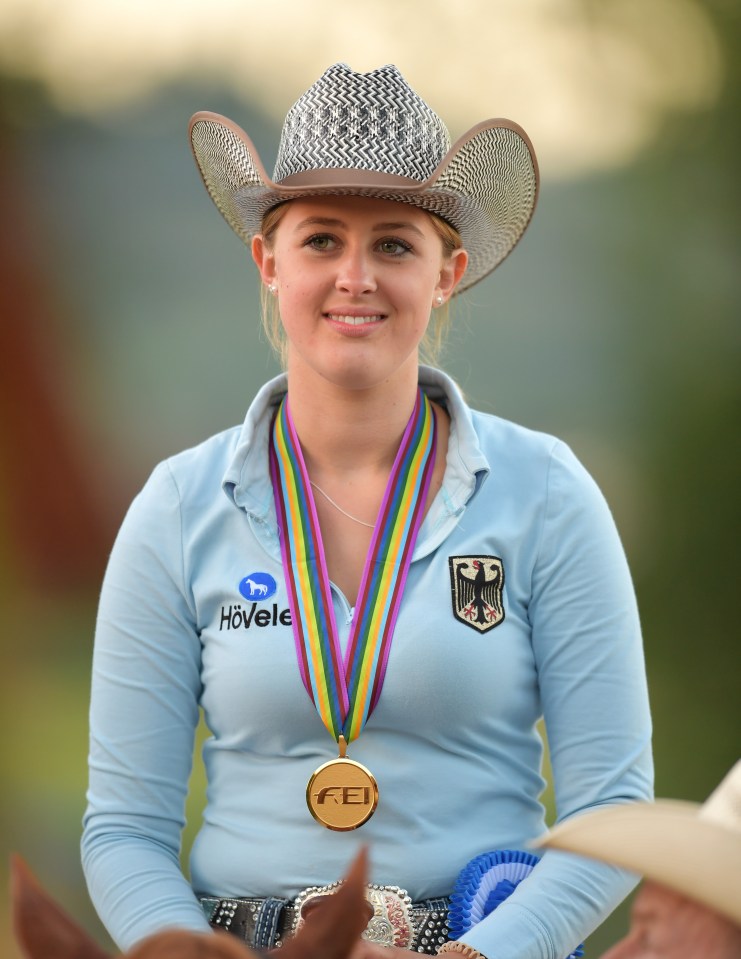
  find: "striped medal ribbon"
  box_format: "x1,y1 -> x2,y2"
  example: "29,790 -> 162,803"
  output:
269,389 -> 436,830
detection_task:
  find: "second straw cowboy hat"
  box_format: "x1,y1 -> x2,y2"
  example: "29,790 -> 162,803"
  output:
189,62 -> 539,294
537,760 -> 741,926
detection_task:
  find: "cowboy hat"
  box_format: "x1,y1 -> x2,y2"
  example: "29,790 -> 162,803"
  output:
536,760 -> 741,926
189,62 -> 539,294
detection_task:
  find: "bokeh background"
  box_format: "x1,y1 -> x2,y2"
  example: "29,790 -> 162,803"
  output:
1,1 -> 738,955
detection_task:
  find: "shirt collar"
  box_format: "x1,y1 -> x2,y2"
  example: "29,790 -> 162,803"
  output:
222,366 -> 490,523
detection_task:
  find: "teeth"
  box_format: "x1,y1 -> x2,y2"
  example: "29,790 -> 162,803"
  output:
328,314 -> 383,326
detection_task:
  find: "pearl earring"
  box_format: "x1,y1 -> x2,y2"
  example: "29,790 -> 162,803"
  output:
268,283 -> 277,295
435,294 -> 444,307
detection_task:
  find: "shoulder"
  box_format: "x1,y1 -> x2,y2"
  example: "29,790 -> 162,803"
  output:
133,424 -> 245,515
469,406 -> 585,475
425,366 -> 569,478
469,406 -> 560,455
425,365 -> 571,468
425,366 -> 601,511
465,407 -> 607,517
161,425 -> 244,487
140,373 -> 286,504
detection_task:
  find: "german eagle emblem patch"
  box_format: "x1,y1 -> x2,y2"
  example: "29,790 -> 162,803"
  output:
449,556 -> 505,633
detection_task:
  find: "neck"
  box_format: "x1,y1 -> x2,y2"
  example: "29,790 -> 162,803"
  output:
285,368 -> 420,477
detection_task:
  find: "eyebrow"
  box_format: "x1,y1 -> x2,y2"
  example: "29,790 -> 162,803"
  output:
293,216 -> 426,238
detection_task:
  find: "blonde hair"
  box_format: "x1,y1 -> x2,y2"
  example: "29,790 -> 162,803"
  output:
257,202 -> 462,367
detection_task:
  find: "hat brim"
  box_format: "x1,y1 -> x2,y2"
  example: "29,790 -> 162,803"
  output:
189,112 -> 538,294
536,801 -> 741,926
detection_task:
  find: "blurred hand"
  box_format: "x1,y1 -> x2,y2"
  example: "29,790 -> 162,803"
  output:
276,848 -> 371,959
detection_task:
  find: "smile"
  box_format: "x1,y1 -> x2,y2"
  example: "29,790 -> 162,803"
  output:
325,314 -> 385,326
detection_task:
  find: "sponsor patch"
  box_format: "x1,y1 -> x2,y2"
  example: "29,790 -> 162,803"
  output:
220,573 -> 289,632
448,555 -> 505,633
238,572 -> 277,602
219,602 -> 291,631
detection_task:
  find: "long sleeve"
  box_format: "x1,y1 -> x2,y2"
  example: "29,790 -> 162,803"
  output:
81,461 -> 212,949
460,440 -> 653,959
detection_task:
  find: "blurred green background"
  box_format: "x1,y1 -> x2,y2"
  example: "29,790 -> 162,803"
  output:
1,1 -> 738,956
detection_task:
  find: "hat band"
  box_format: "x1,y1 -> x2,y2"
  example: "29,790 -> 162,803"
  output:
277,168 -> 425,190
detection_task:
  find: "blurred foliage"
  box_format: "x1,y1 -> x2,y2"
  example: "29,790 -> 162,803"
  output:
1,3 -> 739,956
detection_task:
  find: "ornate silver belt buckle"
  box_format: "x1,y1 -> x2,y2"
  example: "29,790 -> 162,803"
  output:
292,881 -> 415,948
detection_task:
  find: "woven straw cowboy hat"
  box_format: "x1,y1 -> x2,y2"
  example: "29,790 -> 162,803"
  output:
537,760 -> 741,926
189,62 -> 539,294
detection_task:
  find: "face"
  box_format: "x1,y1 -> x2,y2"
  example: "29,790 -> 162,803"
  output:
600,882 -> 741,959
251,195 -> 467,392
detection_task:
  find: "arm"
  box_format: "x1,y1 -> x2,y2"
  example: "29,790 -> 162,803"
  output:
460,441 -> 653,959
81,461 -> 212,949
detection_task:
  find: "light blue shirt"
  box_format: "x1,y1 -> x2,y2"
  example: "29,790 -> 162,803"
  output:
82,366 -> 653,958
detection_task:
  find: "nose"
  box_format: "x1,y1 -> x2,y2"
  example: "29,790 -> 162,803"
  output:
335,246 -> 377,296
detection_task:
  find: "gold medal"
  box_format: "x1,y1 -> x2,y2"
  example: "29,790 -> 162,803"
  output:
306,736 -> 378,831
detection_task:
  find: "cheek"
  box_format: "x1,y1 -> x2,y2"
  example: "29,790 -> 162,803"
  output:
393,273 -> 437,318
276,276 -> 322,331
273,248 -> 322,295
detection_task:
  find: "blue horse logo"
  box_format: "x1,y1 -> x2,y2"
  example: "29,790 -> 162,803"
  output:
238,572 -> 277,602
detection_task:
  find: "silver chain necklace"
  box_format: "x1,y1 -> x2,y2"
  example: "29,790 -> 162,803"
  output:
309,481 -> 375,529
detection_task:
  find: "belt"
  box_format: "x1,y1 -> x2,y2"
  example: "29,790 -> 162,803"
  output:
200,880 -> 451,954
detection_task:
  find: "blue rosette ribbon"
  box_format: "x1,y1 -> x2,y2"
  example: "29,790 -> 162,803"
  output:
448,849 -> 584,959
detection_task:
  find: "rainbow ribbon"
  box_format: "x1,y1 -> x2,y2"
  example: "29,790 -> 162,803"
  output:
269,389 -> 436,743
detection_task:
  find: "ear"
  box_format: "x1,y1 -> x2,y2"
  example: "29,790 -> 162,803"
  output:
10,855 -> 111,959
251,234 -> 276,288
436,248 -> 469,304
279,847 -> 370,959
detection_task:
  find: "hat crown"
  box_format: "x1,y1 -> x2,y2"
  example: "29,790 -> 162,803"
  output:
274,63 -> 451,184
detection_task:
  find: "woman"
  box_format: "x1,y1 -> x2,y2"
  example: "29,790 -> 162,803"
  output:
82,63 -> 653,959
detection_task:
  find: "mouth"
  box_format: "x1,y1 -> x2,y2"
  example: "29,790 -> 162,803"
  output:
324,313 -> 386,327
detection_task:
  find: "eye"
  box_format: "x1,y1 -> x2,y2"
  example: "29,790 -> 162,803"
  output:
305,233 -> 336,251
377,237 -> 412,256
